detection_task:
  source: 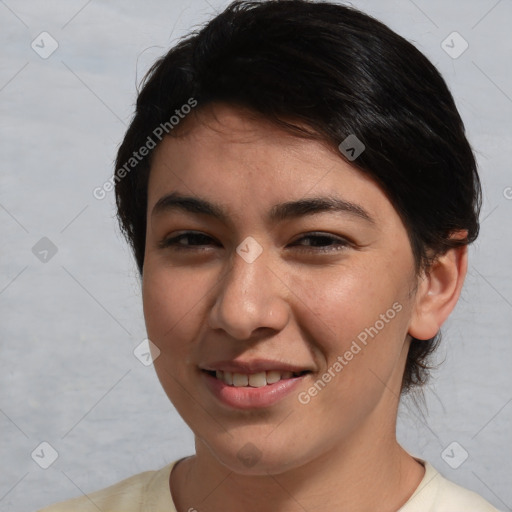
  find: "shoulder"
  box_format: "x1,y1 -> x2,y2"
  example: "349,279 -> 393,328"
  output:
36,461 -> 178,512
434,470 -> 501,512
401,458 -> 502,512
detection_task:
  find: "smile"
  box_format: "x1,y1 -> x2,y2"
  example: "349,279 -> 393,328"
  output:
201,369 -> 311,409
204,369 -> 309,387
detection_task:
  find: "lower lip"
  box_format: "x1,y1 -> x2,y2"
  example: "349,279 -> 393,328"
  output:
201,371 -> 307,409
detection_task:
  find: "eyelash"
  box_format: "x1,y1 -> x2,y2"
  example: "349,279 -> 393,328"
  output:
158,231 -> 351,254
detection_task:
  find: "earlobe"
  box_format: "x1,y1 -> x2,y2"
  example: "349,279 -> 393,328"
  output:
408,241 -> 468,341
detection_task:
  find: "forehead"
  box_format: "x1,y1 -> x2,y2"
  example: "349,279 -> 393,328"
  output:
151,103 -> 338,178
146,103 -> 394,226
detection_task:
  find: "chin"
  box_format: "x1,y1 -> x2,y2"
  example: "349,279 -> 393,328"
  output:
203,434 -> 313,476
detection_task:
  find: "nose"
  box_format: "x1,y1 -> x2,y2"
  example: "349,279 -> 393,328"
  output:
208,248 -> 290,340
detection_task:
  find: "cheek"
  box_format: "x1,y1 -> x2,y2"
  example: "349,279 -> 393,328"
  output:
291,263 -> 403,345
290,264 -> 411,389
141,262 -> 211,415
142,262 -> 210,351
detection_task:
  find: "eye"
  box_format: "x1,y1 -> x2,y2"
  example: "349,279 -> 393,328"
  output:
288,232 -> 351,253
158,231 -> 351,254
158,231 -> 219,250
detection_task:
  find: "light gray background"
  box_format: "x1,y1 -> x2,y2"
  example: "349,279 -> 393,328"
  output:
1,0 -> 511,510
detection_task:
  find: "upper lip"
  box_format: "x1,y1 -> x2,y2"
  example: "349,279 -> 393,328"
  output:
199,359 -> 312,374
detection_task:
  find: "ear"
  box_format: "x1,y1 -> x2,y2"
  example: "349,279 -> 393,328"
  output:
408,235 -> 468,341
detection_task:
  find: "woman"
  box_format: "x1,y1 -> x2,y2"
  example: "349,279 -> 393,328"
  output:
39,0 -> 500,510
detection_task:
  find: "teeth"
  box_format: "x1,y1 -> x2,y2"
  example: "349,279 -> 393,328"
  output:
233,373 -> 249,386
211,370 -> 305,387
248,372 -> 267,388
266,370 -> 281,384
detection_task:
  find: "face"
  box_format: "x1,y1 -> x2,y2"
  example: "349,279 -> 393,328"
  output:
142,103 -> 419,475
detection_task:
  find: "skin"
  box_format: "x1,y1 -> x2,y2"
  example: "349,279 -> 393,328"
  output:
142,103 -> 468,512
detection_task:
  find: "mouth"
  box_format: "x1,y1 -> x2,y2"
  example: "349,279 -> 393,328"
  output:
202,369 -> 311,387
200,367 -> 312,409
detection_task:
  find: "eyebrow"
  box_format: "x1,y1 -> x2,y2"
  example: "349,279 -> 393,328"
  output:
151,192 -> 375,225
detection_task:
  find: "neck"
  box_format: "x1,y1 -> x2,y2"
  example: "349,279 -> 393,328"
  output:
170,416 -> 424,512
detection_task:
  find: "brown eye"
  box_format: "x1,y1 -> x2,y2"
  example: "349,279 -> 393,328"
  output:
158,231 -> 219,250
289,233 -> 351,253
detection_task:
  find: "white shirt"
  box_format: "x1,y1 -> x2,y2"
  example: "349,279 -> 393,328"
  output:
38,456 -> 502,511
